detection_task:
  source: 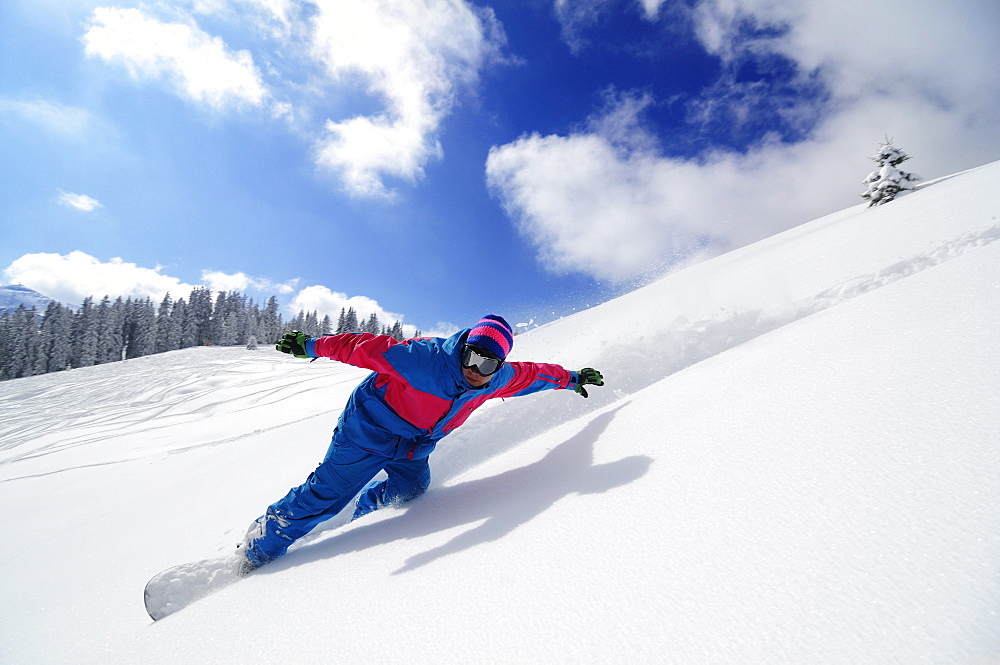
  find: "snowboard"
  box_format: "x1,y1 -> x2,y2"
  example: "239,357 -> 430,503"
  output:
143,555 -> 250,621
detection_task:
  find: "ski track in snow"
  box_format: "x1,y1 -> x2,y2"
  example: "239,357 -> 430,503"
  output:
0,349 -> 368,476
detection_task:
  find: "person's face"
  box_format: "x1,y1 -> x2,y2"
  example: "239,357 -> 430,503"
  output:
462,365 -> 492,387
460,344 -> 502,387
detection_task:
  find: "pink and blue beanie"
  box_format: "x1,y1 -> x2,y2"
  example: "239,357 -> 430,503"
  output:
466,314 -> 514,360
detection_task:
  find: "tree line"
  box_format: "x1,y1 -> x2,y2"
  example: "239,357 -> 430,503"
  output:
0,287 -> 417,382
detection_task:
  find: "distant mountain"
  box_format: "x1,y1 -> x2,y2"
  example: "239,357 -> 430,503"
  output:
0,284 -> 57,314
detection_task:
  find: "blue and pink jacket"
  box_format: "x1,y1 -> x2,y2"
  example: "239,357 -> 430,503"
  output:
304,329 -> 578,460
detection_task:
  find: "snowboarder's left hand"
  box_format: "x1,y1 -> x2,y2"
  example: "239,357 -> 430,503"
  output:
276,330 -> 310,358
574,368 -> 604,398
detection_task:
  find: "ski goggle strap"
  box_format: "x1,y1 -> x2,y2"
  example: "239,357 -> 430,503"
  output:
461,344 -> 504,376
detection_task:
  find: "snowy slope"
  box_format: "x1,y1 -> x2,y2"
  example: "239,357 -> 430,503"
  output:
1,162 -> 998,664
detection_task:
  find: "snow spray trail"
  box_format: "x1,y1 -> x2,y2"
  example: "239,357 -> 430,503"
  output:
435,217 -> 1000,484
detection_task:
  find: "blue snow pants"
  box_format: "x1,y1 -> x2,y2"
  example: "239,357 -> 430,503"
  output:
244,429 -> 431,567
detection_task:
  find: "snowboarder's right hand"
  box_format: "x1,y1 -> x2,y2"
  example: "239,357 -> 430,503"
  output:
276,331 -> 310,358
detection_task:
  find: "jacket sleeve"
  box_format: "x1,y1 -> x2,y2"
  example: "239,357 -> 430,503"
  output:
306,333 -> 401,374
498,362 -> 578,398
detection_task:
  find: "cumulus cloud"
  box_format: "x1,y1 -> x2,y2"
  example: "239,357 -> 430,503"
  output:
487,123 -> 733,282
1,252 -> 439,334
309,0 -> 506,198
2,252 -> 197,306
82,6 -> 269,111
289,283 -> 403,326
201,270 -> 298,295
489,0 -> 1000,282
57,191 -> 103,212
79,1 -> 504,198
289,284 -> 448,337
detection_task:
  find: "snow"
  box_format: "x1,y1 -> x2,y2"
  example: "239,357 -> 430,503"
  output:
2,161 -> 999,663
0,284 -> 54,314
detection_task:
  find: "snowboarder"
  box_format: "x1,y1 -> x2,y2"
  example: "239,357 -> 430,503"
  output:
237,314 -> 604,571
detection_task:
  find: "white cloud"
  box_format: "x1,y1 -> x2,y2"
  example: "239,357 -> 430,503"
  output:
82,6 -> 269,111
551,0 -> 608,51
2,252 -> 197,306
487,128 -> 716,282
309,0 -> 505,198
0,98 -> 93,137
490,0 -> 1000,282
1,253 -> 439,334
290,284 -> 445,337
201,270 -> 298,294
57,191 -> 103,212
79,2 -> 504,197
289,284 -> 404,326
245,0 -> 295,36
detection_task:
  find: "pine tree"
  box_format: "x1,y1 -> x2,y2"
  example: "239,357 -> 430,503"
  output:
125,297 -> 156,359
186,287 -> 214,346
155,294 -> 175,353
35,301 -> 73,373
94,296 -> 126,364
0,313 -> 9,380
175,298 -> 196,349
862,141 -> 920,206
233,292 -> 251,344
246,300 -> 262,346
260,297 -> 281,345
164,297 -> 186,351
210,291 -> 228,345
343,308 -> 359,333
4,306 -> 40,378
304,311 -> 320,337
72,297 -> 99,368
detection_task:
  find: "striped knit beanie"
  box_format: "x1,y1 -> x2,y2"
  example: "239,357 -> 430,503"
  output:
466,314 -> 514,360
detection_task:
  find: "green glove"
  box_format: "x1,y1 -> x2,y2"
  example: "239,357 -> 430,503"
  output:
574,368 -> 604,398
276,330 -> 310,358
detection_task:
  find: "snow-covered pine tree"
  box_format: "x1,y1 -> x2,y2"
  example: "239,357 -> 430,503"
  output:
124,297 -> 156,359
210,291 -> 228,345
389,320 -> 404,341
175,298 -> 196,349
187,287 -> 213,346
862,141 -> 920,206
94,296 -> 126,364
1,305 -> 40,379
35,301 -> 73,373
155,293 -> 175,353
261,297 -> 281,344
342,307 -> 359,334
72,297 -> 99,368
304,311 -> 320,336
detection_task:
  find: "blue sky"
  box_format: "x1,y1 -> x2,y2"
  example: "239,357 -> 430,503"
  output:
2,0 -> 999,336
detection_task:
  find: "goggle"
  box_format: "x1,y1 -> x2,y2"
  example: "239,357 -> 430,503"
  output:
461,344 -> 504,376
